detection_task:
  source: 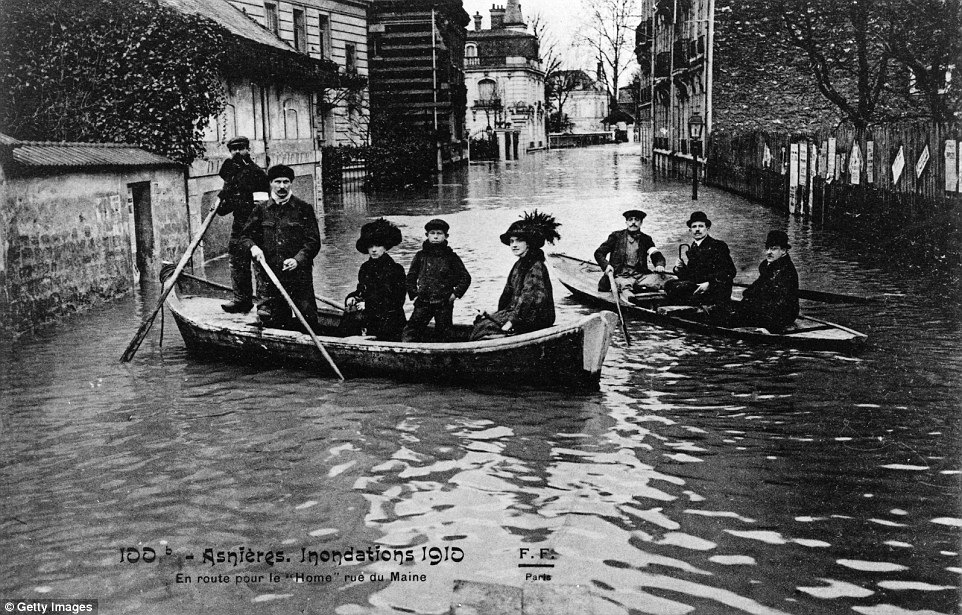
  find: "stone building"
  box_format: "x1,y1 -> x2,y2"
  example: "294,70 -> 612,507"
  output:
557,70 -> 610,135
635,0 -> 837,170
367,0 -> 470,168
0,135 -> 187,335
465,1 -> 546,157
159,0 -> 343,258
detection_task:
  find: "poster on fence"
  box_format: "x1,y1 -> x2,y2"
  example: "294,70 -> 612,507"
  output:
945,141 -> 958,192
819,141 -> 828,178
762,144 -> 772,168
827,138 -> 837,182
799,142 -> 809,187
789,143 -> 799,212
867,141 -> 875,184
849,144 -> 862,185
892,146 -> 905,185
916,144 -> 930,179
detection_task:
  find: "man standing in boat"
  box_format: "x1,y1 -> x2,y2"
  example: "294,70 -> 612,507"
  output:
594,209 -> 667,298
215,136 -> 270,314
240,165 -> 321,331
664,211 -> 737,312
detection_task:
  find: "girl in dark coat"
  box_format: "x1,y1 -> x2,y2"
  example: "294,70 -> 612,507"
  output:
339,219 -> 407,341
470,211 -> 560,341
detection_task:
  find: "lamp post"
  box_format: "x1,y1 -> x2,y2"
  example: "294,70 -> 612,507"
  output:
688,112 -> 705,200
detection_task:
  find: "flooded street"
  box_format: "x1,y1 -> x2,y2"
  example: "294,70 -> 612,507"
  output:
1,143 -> 960,614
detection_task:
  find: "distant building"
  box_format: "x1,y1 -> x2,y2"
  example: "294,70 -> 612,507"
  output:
367,0 -> 470,168
0,135 -> 187,335
465,1 -> 546,156
159,0 -> 342,258
557,69 -> 609,134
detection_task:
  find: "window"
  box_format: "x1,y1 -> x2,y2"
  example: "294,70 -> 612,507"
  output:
478,79 -> 497,101
465,44 -> 477,58
293,8 -> 306,52
318,15 -> 331,59
283,99 -> 299,139
264,3 -> 278,35
345,43 -> 356,73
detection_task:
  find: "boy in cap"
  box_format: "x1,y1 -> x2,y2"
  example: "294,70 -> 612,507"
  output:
401,219 -> 472,342
240,165 -> 321,331
664,211 -> 736,311
339,219 -> 407,341
594,209 -> 667,297
726,230 -> 799,331
216,136 -> 269,313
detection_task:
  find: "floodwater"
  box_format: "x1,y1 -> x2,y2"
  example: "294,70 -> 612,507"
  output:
1,143 -> 959,614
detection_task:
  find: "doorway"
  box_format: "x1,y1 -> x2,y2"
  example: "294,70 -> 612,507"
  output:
128,181 -> 155,281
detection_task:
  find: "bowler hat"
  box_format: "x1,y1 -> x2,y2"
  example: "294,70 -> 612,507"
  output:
267,165 -> 295,182
686,211 -> 712,228
356,218 -> 402,253
623,209 -> 647,220
425,218 -> 450,233
765,230 -> 791,249
226,136 -> 250,150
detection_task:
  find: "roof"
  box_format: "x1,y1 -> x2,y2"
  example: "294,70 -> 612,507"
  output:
157,0 -> 294,53
467,29 -> 535,39
0,134 -> 179,170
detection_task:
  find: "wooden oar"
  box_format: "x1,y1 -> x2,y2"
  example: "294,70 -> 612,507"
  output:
121,205 -> 218,362
315,294 -> 346,312
732,281 -> 875,304
254,253 -> 345,381
607,269 -> 631,346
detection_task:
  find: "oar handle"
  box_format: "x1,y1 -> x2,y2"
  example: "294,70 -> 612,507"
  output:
607,269 -> 631,346
255,253 -> 345,381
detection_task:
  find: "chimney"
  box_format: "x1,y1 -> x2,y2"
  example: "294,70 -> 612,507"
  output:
473,11 -> 483,31
490,4 -> 505,30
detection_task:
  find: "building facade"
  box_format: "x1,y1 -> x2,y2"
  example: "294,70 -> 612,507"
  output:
465,1 -> 546,155
367,0 -> 470,168
160,0 -> 343,258
0,135 -> 187,335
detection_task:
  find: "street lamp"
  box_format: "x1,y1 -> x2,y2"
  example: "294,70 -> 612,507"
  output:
688,112 -> 705,200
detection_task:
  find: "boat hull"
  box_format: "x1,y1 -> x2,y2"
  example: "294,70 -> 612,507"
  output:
164,269 -> 618,390
549,253 -> 867,353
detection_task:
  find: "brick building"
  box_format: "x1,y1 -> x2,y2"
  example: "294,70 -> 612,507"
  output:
367,0 -> 470,168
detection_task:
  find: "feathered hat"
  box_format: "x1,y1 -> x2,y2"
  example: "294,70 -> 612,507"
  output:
499,210 -> 562,249
356,218 -> 402,253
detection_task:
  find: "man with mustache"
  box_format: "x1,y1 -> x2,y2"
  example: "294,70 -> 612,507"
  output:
215,136 -> 269,314
594,209 -> 667,298
240,165 -> 321,331
664,211 -> 736,311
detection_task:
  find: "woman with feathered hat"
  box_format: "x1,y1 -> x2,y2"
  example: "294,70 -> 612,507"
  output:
470,210 -> 560,341
338,218 -> 407,341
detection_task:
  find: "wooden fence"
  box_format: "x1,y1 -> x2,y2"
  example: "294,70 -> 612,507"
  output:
706,122 -> 962,257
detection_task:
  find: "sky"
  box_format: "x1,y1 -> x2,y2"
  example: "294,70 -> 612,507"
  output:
461,0 -> 588,66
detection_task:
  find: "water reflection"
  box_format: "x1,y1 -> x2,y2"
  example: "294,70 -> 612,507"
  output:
0,144 -> 959,615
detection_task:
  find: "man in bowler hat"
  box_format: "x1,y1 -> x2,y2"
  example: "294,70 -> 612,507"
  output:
726,230 -> 799,331
594,209 -> 667,297
215,136 -> 269,313
240,165 -> 321,331
664,211 -> 737,309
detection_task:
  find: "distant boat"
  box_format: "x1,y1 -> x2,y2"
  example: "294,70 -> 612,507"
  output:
161,265 -> 619,389
549,253 -> 868,353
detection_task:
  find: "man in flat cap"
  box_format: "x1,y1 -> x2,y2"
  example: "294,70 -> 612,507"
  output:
215,136 -> 269,313
594,209 -> 667,298
665,211 -> 737,311
240,165 -> 321,331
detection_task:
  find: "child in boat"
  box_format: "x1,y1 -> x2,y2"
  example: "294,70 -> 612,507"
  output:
401,219 -> 472,342
470,210 -> 559,341
338,219 -> 407,341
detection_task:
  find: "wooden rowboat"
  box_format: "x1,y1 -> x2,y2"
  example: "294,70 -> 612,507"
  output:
548,253 -> 868,353
161,265 -> 619,389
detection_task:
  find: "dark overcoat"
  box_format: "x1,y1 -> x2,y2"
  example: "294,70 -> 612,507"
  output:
407,241 -> 472,304
349,253 -> 407,340
674,235 -> 737,304
217,156 -> 269,235
471,248 -> 555,340
738,255 -> 800,330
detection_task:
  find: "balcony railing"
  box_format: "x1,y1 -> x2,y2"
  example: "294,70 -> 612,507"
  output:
473,98 -> 502,109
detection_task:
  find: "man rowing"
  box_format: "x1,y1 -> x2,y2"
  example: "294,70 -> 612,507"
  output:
594,209 -> 667,299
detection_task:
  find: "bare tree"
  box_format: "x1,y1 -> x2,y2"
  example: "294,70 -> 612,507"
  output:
579,0 -> 639,113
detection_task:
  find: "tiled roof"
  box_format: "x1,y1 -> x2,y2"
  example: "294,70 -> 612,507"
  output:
157,0 -> 294,53
0,134 -> 178,169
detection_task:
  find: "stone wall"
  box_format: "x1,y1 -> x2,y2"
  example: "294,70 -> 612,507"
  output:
0,167 -> 189,335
